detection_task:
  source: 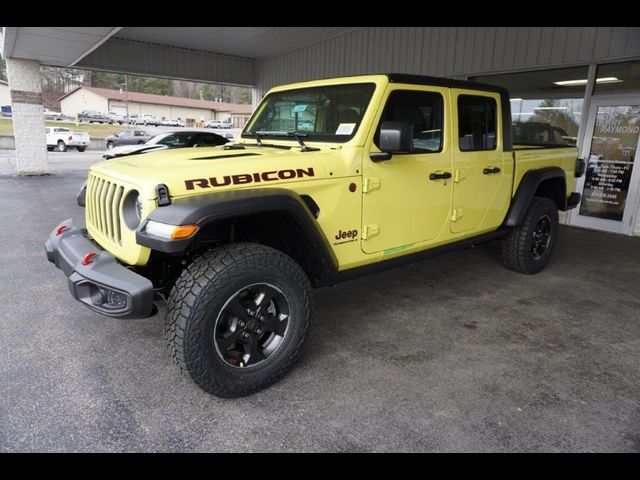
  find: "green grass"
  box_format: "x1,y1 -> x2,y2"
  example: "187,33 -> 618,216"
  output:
0,118 -> 135,139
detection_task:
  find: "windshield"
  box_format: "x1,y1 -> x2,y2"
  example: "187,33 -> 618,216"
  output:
148,132 -> 196,147
243,83 -> 376,143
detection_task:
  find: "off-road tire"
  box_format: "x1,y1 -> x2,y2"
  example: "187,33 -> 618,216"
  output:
501,196 -> 559,274
164,243 -> 313,397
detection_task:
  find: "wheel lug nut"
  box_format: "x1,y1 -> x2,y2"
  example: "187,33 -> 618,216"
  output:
243,332 -> 250,339
256,329 -> 262,335
238,321 -> 245,328
259,315 -> 265,321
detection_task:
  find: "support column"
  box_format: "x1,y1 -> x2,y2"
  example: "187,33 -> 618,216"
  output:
6,58 -> 47,175
251,87 -> 263,109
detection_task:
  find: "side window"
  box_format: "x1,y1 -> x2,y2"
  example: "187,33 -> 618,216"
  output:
375,90 -> 444,153
458,95 -> 497,151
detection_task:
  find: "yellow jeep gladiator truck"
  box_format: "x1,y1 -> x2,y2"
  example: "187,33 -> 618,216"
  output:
46,74 -> 585,397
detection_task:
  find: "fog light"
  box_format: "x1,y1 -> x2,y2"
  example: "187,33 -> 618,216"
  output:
103,289 -> 127,307
92,287 -> 127,308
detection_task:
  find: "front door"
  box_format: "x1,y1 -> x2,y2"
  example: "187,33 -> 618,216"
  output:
569,96 -> 640,235
362,87 -> 453,254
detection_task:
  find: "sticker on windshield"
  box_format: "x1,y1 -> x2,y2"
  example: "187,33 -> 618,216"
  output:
336,123 -> 356,135
292,104 -> 308,113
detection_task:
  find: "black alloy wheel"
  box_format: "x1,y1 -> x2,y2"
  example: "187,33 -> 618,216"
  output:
214,284 -> 290,368
531,215 -> 552,259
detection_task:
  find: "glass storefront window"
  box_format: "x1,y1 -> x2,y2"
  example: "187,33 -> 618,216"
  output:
593,61 -> 640,96
471,66 -> 588,146
579,104 -> 640,221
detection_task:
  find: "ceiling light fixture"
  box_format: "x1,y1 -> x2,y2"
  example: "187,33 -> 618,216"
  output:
554,77 -> 622,86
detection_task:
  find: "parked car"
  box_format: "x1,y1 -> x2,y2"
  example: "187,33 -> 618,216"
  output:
103,130 -> 229,159
513,122 -> 575,145
45,127 -> 90,152
204,119 -> 232,129
106,111 -> 126,125
161,118 -> 185,127
75,130 -> 231,204
105,130 -> 152,150
131,114 -> 161,126
78,110 -> 110,124
43,108 -> 63,121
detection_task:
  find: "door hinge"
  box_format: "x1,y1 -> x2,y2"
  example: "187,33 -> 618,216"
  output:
362,224 -> 380,240
363,177 -> 381,193
451,209 -> 464,222
454,170 -> 466,183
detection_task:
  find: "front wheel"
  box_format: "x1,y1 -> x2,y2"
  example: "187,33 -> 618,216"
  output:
56,140 -> 67,152
164,243 -> 313,397
501,197 -> 559,274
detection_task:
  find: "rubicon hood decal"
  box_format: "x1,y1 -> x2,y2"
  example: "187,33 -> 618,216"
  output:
185,167 -> 315,190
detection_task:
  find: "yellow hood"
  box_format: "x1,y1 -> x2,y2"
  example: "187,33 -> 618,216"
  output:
90,144 -> 334,200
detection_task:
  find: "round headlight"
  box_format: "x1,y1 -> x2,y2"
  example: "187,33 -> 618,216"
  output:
123,190 -> 142,230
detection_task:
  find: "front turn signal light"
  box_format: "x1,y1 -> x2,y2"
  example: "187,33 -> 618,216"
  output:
171,224 -> 199,240
144,220 -> 199,240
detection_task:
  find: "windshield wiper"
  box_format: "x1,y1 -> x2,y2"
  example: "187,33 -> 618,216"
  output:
244,131 -> 320,152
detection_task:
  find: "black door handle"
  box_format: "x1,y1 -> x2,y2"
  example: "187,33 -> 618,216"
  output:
429,172 -> 452,181
483,167 -> 501,175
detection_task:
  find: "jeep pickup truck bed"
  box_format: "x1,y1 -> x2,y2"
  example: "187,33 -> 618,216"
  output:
46,74 -> 583,397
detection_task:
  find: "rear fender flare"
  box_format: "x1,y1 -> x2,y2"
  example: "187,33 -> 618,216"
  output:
503,167 -> 567,227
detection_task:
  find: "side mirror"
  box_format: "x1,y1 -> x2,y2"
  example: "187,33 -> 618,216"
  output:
371,121 -> 413,162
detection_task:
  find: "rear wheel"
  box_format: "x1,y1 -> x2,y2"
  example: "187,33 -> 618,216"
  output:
164,243 -> 313,397
107,141 -> 115,150
501,197 -> 559,274
77,147 -> 86,152
56,140 -> 67,152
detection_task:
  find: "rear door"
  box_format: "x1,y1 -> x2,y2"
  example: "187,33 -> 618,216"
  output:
362,86 -> 453,254
450,90 -> 511,234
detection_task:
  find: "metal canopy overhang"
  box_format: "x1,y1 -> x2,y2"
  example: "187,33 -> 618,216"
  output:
1,27 -> 362,87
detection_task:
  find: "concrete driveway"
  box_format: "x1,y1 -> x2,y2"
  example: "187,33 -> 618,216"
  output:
1,149 -> 639,452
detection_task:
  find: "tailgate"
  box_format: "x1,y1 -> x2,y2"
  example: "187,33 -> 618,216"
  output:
71,133 -> 90,143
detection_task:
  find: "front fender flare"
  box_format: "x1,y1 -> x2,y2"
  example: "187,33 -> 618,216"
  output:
136,188 -> 338,285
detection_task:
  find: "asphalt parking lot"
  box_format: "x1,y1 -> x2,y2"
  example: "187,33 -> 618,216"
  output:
1,149 -> 639,452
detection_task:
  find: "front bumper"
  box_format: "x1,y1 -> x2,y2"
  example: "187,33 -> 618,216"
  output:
45,219 -> 154,319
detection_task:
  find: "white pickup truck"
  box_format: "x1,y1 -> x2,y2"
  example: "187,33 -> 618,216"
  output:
45,127 -> 90,152
131,114 -> 161,126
